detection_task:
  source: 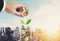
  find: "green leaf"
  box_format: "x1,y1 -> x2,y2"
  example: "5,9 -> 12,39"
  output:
26,19 -> 31,25
20,20 -> 25,24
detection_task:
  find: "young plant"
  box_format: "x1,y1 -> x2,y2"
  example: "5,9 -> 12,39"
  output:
20,19 -> 31,25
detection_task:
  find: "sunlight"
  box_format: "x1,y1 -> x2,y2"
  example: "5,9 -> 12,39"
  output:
46,27 -> 58,35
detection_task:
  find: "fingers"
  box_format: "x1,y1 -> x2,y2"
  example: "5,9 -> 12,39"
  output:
16,4 -> 29,14
15,4 -> 29,17
12,9 -> 24,17
16,7 -> 23,12
21,4 -> 29,14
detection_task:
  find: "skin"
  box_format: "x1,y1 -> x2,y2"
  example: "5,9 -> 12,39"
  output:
5,2 -> 29,17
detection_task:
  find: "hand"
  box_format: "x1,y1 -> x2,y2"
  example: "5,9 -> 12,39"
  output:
5,2 -> 29,17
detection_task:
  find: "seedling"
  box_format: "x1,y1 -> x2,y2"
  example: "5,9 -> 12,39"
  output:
20,19 -> 31,25
20,19 -> 31,41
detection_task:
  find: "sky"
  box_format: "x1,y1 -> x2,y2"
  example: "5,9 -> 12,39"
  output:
0,0 -> 60,31
0,0 -> 44,27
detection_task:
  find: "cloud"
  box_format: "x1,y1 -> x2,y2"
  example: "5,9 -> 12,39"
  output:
30,0 -> 60,31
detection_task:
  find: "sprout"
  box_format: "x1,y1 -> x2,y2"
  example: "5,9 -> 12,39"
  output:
20,20 -> 25,24
20,19 -> 31,25
26,19 -> 31,25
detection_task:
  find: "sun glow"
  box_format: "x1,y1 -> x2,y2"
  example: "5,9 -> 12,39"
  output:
38,25 -> 58,35
46,27 -> 58,35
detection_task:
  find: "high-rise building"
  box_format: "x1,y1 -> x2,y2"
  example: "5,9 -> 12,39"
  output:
13,27 -> 20,40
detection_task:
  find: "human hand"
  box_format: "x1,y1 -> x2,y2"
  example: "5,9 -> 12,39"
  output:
5,2 -> 28,17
